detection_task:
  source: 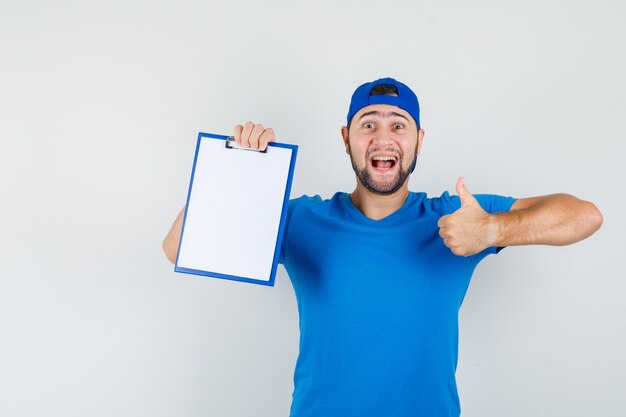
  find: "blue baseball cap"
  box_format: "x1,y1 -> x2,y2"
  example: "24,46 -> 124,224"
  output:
347,77 -> 420,129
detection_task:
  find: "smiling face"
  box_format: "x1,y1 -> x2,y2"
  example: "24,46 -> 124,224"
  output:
342,104 -> 424,195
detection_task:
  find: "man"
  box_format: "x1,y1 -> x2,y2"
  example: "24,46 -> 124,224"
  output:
162,77 -> 603,417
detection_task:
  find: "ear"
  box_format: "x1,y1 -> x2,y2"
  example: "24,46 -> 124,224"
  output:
416,128 -> 425,155
341,126 -> 350,154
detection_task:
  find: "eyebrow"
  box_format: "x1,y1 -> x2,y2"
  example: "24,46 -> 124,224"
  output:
357,111 -> 410,123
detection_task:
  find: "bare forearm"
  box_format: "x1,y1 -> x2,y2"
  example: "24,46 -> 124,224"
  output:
489,194 -> 603,247
162,207 -> 185,264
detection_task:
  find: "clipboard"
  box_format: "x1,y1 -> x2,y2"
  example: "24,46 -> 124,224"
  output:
174,132 -> 298,286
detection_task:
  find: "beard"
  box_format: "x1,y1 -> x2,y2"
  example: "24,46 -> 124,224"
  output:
348,144 -> 416,195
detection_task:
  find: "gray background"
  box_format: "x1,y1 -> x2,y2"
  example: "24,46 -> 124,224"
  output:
1,0 -> 624,416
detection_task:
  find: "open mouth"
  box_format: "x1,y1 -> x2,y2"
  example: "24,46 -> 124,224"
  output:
370,155 -> 398,171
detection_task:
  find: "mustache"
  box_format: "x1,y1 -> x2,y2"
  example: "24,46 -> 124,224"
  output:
365,147 -> 403,159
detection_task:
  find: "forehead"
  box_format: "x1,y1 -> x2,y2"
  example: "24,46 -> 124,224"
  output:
353,104 -> 414,123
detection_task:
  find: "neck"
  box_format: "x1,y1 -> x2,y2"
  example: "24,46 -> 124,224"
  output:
349,182 -> 410,220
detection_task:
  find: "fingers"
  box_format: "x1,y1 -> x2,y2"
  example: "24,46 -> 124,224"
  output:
438,225 -> 470,256
233,124 -> 243,145
240,121 -> 255,148
233,122 -> 276,150
437,217 -> 451,239
456,176 -> 478,207
249,124 -> 267,149
258,128 -> 275,151
437,214 -> 449,229
455,177 -> 465,198
437,215 -> 455,250
438,227 -> 464,256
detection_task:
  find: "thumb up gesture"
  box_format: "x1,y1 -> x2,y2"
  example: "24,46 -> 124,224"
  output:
437,177 -> 496,257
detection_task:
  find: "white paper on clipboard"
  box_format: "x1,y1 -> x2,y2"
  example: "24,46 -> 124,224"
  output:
175,132 -> 298,286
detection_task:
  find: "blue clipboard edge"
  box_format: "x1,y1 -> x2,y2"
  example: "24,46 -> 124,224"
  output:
174,132 -> 298,287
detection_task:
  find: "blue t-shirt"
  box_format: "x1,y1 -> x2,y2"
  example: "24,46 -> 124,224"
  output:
279,191 -> 517,417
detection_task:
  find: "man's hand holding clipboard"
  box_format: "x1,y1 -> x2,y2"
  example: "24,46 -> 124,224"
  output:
232,121 -> 276,151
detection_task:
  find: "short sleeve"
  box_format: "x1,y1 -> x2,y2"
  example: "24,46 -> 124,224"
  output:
473,193 -> 518,254
278,195 -> 322,264
474,194 -> 518,216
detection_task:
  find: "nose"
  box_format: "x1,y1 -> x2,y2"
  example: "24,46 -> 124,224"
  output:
371,132 -> 395,147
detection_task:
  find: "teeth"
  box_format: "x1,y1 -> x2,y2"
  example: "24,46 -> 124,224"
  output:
372,156 -> 396,161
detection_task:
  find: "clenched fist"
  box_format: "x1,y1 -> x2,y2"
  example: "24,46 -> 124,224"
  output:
437,177 -> 497,257
233,122 -> 275,151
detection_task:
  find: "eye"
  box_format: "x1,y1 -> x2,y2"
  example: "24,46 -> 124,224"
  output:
363,122 -> 374,129
394,123 -> 405,129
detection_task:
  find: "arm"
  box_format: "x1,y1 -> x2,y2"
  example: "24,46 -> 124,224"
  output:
438,177 -> 603,257
490,193 -> 603,247
162,206 -> 185,264
162,122 -> 276,264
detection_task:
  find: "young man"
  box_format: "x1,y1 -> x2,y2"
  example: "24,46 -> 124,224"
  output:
163,78 -> 603,417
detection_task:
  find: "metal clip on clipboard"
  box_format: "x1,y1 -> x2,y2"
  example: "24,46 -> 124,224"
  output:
225,136 -> 268,153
